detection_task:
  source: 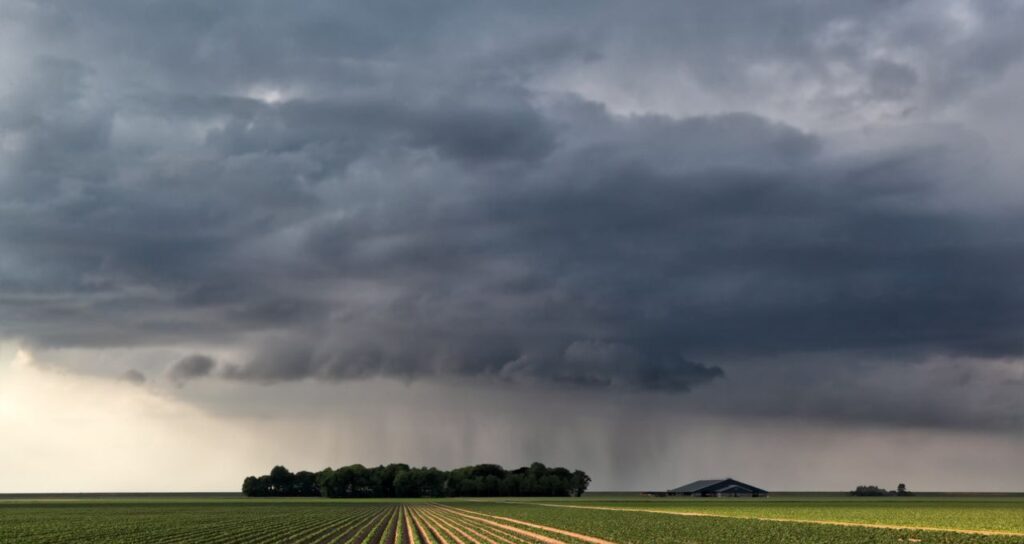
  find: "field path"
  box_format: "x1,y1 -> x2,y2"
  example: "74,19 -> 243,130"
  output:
534,503 -> 1024,538
436,504 -> 618,544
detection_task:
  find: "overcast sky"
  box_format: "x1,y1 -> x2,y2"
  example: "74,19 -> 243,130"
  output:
1,0 -> 1023,492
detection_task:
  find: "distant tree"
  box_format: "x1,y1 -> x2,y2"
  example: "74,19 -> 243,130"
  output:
851,485 -> 887,496
378,464 -> 410,497
395,471 -> 419,499
267,466 -> 294,496
347,464 -> 372,497
570,470 -> 591,497
500,473 -> 522,496
314,468 -> 331,497
461,477 -> 480,496
293,471 -> 320,497
245,462 -> 590,499
470,464 -> 506,480
242,475 -> 266,497
421,468 -> 446,498
321,468 -> 344,498
543,475 -> 561,496
482,475 -> 501,497
257,475 -> 273,495
896,483 -> 913,496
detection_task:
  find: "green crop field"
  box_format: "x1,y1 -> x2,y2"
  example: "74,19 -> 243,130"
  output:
528,495 -> 1024,534
1,496 -> 1022,543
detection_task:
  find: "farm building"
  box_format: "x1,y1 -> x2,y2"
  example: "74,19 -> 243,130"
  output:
668,478 -> 768,497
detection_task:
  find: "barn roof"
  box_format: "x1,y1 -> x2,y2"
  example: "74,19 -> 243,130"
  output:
668,478 -> 766,494
669,479 -> 726,493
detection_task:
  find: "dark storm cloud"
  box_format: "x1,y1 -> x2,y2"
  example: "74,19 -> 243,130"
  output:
167,354 -> 216,386
2,1 -> 1024,424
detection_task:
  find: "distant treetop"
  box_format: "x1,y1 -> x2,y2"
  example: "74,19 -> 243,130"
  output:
243,462 -> 591,499
850,483 -> 913,497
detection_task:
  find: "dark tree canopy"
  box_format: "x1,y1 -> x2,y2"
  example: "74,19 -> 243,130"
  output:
851,485 -> 889,496
242,462 -> 591,498
850,484 -> 913,497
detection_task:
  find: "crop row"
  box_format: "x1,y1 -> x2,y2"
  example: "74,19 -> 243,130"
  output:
0,502 -> 388,544
0,501 -> 612,544
405,503 -> 610,544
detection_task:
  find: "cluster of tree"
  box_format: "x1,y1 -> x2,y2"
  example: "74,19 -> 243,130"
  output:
243,462 -> 591,498
850,483 -> 913,496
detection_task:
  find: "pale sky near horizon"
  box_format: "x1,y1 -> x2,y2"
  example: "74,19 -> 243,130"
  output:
1,0 -> 1023,492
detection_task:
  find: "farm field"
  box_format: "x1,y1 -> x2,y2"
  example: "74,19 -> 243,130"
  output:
525,495 -> 1024,534
1,496 -> 1022,543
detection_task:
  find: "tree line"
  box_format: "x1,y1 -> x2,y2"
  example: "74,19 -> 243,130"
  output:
242,462 -> 591,498
850,483 -> 913,496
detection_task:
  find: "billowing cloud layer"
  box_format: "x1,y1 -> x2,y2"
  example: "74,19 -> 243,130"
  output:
1,1 -> 1024,429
